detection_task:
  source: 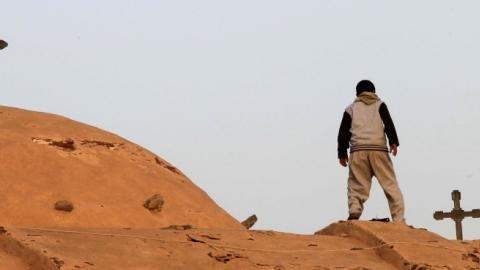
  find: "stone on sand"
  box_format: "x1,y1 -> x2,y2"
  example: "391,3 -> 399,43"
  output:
54,200 -> 74,212
143,194 -> 165,212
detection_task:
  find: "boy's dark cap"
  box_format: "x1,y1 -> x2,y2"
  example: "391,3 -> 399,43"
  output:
356,80 -> 375,96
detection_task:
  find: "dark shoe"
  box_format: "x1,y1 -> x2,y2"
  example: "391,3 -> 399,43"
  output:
370,218 -> 390,222
348,213 -> 361,220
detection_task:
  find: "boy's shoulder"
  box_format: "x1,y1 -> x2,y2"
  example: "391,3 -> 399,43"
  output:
344,100 -> 385,116
345,103 -> 355,116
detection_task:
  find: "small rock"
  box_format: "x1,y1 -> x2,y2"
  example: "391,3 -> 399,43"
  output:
200,234 -> 221,240
154,157 -> 183,175
257,230 -> 275,236
54,200 -> 74,212
208,251 -> 246,264
161,224 -> 193,231
463,252 -> 480,263
51,138 -> 75,151
143,194 -> 164,212
186,234 -> 206,244
241,214 -> 258,229
410,264 -> 431,270
50,257 -> 64,268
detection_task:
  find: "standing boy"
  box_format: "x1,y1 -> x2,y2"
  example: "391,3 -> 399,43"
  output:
337,80 -> 405,223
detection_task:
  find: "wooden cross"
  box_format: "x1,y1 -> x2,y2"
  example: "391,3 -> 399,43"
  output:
433,190 -> 480,240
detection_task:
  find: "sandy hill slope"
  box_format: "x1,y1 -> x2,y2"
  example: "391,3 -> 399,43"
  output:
0,221 -> 478,270
0,106 -> 241,229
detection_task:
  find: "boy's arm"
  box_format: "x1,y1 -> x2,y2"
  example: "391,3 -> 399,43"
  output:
379,103 -> 400,147
337,111 -> 352,160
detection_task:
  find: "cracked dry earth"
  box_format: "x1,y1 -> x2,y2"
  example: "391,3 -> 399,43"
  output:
1,221 -> 479,270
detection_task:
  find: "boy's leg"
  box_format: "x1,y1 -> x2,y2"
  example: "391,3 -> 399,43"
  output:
370,151 -> 405,223
347,151 -> 373,218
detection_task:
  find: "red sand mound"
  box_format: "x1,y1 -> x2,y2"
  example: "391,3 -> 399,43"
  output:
0,106 -> 242,229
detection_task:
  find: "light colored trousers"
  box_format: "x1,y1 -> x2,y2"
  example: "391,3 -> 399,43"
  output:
348,151 -> 405,222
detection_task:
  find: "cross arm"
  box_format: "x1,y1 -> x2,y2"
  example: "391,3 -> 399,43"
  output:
434,209 -> 480,220
465,209 -> 480,218
434,211 -> 450,220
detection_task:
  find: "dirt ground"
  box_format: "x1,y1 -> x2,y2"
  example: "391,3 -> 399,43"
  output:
0,221 -> 478,270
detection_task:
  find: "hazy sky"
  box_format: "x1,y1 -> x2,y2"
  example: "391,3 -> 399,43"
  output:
1,1 -> 479,239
